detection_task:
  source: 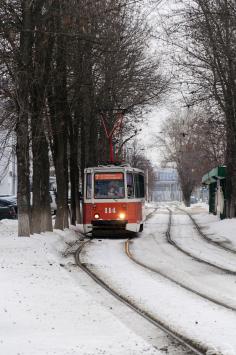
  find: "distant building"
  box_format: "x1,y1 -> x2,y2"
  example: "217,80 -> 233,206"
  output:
0,148 -> 56,196
152,167 -> 182,202
0,147 -> 17,196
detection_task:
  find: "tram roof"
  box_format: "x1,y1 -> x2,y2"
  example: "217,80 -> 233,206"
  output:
84,164 -> 144,174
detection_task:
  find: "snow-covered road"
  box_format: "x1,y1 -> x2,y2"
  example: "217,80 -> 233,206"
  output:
1,204 -> 236,354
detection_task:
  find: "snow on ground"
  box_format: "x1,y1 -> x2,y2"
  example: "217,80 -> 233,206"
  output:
131,212 -> 236,311
82,234 -> 236,355
190,207 -> 236,251
145,202 -> 159,218
80,207 -> 236,354
171,213 -> 236,272
0,219 -> 168,355
1,204 -> 236,355
176,202 -> 236,251
184,202 -> 209,213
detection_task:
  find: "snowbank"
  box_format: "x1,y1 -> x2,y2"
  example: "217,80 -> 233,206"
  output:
194,212 -> 236,250
0,219 -> 163,355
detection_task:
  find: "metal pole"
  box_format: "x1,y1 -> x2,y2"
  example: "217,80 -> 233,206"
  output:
109,136 -> 114,163
12,145 -> 16,195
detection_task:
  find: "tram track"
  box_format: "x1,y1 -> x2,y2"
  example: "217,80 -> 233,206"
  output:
166,208 -> 236,275
146,206 -> 160,220
75,240 -> 206,355
176,206 -> 236,255
125,212 -> 236,311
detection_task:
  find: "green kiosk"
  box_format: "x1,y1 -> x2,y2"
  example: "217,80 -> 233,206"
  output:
202,166 -> 226,219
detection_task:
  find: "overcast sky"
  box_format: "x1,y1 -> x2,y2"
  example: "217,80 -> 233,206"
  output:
137,0 -> 185,166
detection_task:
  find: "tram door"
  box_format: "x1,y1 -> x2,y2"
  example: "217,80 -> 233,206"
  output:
84,172 -> 93,222
126,172 -> 145,223
134,173 -> 145,221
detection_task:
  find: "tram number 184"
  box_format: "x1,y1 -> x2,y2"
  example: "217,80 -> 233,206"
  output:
105,207 -> 116,214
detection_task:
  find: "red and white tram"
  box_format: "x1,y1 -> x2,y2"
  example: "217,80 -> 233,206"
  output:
83,164 -> 146,236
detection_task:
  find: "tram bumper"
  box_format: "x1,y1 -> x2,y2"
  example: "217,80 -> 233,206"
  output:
91,219 -> 128,236
92,219 -> 128,229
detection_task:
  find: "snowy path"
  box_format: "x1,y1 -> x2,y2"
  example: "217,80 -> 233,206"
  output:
171,212 -> 236,273
0,220 -> 173,355
193,212 -> 236,252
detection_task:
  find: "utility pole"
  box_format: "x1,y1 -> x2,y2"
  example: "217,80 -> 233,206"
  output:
146,168 -> 149,202
12,146 -> 17,195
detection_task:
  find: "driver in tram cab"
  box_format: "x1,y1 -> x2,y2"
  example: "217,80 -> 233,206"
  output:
108,183 -> 119,197
127,184 -> 133,197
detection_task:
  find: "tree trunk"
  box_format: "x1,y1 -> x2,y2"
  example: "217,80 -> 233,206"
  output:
178,169 -> 193,208
30,18 -> 53,234
40,138 -> 52,232
45,2 -> 70,230
31,101 -> 52,234
88,110 -> 98,167
16,0 -> 33,237
80,111 -> 86,191
47,78 -> 69,230
16,115 -> 31,237
183,195 -> 191,207
54,132 -> 68,229
69,115 -> 80,225
225,112 -> 236,218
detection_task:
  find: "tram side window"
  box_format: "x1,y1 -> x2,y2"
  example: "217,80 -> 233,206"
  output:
134,174 -> 145,198
127,173 -> 134,198
86,173 -> 92,198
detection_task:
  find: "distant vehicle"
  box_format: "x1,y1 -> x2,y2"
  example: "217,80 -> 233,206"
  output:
190,195 -> 198,204
29,191 -> 57,215
0,195 -> 17,203
0,195 -> 17,214
49,191 -> 72,215
50,190 -> 57,215
0,193 -> 59,216
0,196 -> 17,219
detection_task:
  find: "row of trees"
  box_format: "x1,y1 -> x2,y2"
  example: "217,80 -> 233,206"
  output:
0,0 -> 167,236
156,0 -> 236,213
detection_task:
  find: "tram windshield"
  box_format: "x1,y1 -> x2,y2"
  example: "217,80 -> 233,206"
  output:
94,173 -> 125,199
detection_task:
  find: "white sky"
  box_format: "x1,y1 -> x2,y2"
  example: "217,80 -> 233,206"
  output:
137,105 -> 171,165
136,0 -> 184,166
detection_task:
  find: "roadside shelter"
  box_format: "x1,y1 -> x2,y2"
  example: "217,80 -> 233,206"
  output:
202,166 -> 226,219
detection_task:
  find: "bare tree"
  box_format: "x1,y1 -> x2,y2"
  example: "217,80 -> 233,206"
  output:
162,0 -> 236,215
0,0 -> 168,234
0,0 -> 55,235
157,108 -> 225,206
65,0 -> 168,224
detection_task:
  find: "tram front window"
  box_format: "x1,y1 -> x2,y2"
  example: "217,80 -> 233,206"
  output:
94,173 -> 124,199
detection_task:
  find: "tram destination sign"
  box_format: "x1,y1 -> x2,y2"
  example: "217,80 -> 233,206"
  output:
95,173 -> 123,180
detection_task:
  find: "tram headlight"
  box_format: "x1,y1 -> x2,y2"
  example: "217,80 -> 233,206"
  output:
94,213 -> 100,219
119,212 -> 126,220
